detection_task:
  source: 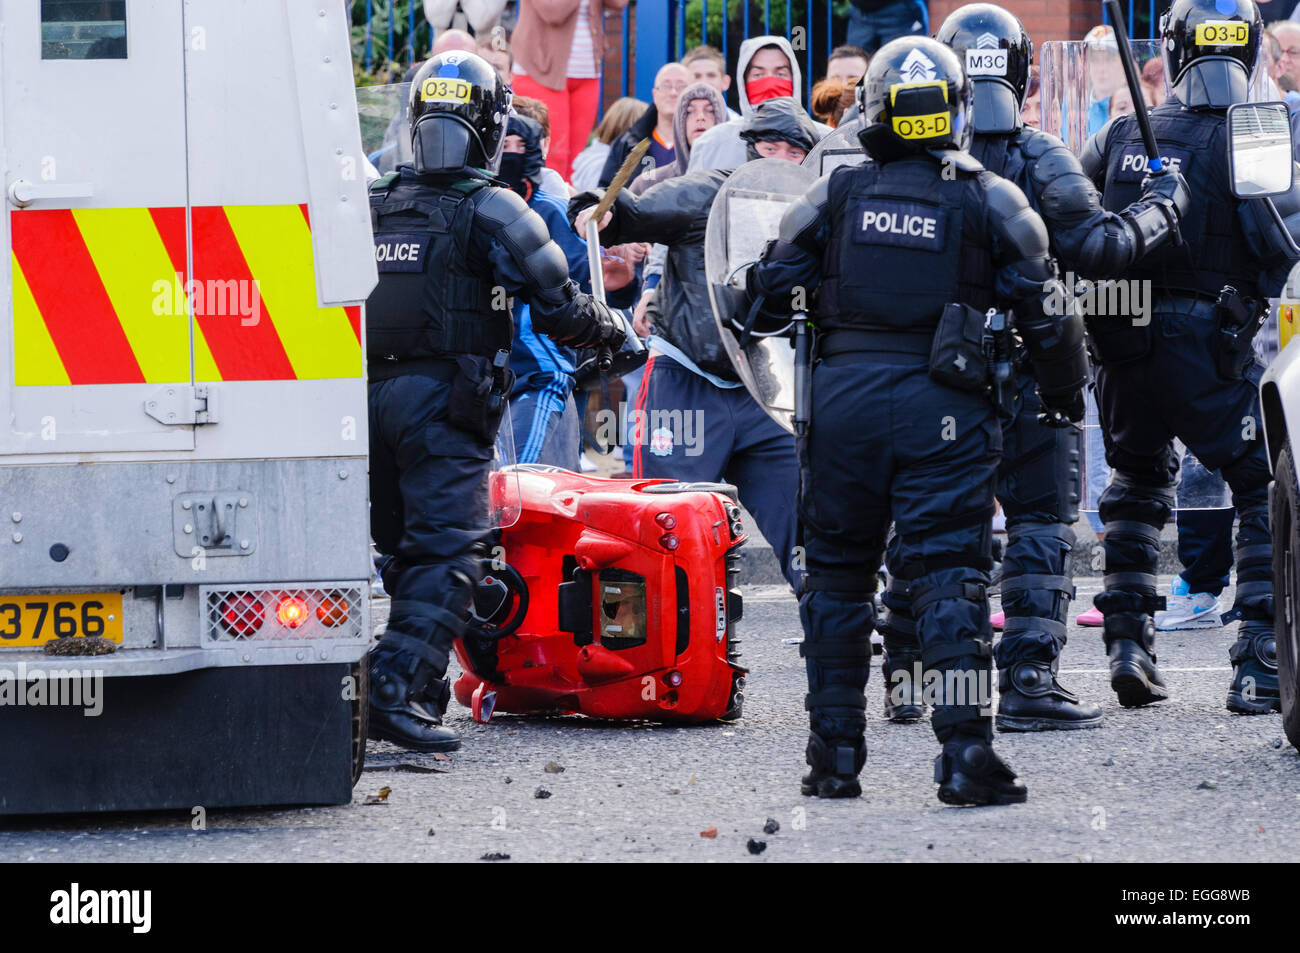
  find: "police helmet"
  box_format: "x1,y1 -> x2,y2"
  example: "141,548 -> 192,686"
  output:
1160,0 -> 1261,109
857,36 -> 973,161
408,51 -> 512,174
935,3 -> 1032,135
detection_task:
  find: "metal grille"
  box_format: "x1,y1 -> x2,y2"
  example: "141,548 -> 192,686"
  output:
203,584 -> 366,643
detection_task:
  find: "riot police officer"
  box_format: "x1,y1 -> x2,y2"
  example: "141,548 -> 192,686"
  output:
862,3 -> 1189,733
747,37 -> 1089,804
1082,0 -> 1300,714
366,52 -> 624,751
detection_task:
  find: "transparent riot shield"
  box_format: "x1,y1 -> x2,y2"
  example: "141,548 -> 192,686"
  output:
490,403 -> 522,529
803,119 -> 868,176
1038,39 -> 1165,153
705,158 -> 819,434
356,83 -> 413,176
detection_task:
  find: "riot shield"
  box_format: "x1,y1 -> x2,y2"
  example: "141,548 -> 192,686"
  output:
802,119 -> 868,176
705,158 -> 819,434
1040,39 -> 1278,155
1039,39 -> 1164,154
490,403 -> 522,529
356,83 -> 413,175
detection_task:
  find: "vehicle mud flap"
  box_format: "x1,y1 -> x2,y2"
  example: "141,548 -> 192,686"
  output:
0,664 -> 355,815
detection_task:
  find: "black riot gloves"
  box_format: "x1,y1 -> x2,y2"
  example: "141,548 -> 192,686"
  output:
1138,169 -> 1191,234
547,292 -> 627,351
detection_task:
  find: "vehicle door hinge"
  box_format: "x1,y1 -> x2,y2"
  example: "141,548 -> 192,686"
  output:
145,385 -> 218,426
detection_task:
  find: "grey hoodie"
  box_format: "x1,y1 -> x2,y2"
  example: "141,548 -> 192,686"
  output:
630,81 -> 729,195
687,35 -> 828,172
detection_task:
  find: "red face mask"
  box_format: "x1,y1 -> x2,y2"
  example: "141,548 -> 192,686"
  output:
746,75 -> 794,106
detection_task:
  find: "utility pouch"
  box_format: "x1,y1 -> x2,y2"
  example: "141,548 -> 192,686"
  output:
1213,285 -> 1263,381
449,350 -> 515,444
930,302 -> 989,393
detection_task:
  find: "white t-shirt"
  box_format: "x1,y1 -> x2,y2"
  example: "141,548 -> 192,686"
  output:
513,0 -> 599,80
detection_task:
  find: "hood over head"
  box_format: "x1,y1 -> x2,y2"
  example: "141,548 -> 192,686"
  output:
672,81 -> 730,174
739,97 -> 820,159
500,113 -> 546,201
736,35 -> 804,117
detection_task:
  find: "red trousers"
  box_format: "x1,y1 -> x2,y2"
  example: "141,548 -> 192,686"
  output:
509,72 -> 600,182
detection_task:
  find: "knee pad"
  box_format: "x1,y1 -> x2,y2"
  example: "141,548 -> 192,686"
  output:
1098,470 -> 1174,528
1101,518 -> 1164,577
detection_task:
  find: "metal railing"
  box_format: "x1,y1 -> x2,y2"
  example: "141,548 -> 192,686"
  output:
352,2 -> 1160,110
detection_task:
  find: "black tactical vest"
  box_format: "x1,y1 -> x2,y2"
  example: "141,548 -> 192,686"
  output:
1101,105 -> 1255,299
818,155 -> 998,333
366,169 -> 511,361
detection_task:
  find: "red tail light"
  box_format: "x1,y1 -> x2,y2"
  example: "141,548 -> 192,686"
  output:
659,532 -> 679,551
276,595 -> 310,628
219,593 -> 265,637
655,512 -> 677,530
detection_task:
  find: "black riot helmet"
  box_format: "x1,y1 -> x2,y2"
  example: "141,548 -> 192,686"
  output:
857,36 -> 973,161
935,3 -> 1032,135
408,51 -> 512,174
1160,0 -> 1262,109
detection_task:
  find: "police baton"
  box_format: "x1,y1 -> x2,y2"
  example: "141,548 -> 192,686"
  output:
585,138 -> 651,370
1106,1 -> 1164,176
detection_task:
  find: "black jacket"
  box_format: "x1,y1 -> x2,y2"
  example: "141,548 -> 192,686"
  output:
598,103 -> 660,189
572,168 -> 735,378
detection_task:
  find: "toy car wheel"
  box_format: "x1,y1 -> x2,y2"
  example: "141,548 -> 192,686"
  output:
1272,443 -> 1300,751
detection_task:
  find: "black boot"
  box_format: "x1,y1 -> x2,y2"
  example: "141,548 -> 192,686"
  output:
996,659 -> 1102,731
1227,628 -> 1281,714
368,661 -> 461,752
1097,591 -> 1169,708
801,731 -> 867,798
934,735 -> 1027,806
881,650 -> 924,722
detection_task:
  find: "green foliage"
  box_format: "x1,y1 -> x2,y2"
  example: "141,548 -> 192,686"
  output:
351,0 -> 431,87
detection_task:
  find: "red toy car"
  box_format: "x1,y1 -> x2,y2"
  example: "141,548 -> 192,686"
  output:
454,466 -> 747,723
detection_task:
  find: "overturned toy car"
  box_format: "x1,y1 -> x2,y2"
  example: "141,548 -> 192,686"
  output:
454,466 -> 748,723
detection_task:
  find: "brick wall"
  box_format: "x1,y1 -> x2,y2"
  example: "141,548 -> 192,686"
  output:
927,0 -> 1108,44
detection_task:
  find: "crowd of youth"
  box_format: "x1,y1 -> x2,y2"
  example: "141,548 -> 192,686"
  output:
363,0 -> 1299,805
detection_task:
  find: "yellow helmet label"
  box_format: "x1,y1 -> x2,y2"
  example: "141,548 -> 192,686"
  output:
892,112 -> 951,140
420,78 -> 473,103
1195,20 -> 1249,46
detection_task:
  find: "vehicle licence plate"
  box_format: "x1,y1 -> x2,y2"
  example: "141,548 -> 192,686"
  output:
0,593 -> 124,647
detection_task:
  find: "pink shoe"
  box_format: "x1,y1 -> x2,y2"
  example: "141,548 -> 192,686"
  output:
990,610 -> 1005,630
1076,606 -> 1104,627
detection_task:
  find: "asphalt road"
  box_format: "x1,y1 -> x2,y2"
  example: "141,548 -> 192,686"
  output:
3,577 -> 1298,863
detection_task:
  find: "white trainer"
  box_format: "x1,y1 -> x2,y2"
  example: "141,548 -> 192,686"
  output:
1154,576 -> 1222,630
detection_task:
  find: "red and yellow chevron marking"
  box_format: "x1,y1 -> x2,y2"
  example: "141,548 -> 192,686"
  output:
10,205 -> 362,386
